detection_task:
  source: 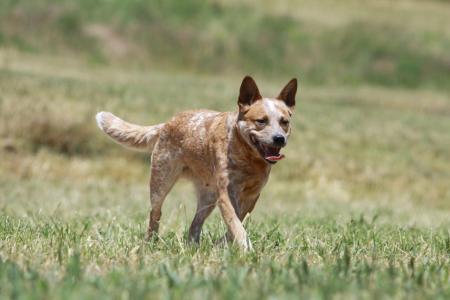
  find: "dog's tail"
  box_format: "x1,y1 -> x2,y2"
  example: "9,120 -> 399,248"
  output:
96,111 -> 164,152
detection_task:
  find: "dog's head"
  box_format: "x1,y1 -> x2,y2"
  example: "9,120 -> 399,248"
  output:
236,76 -> 297,164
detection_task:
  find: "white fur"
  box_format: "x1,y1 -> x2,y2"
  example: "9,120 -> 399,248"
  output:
96,111 -> 106,131
262,98 -> 282,123
189,114 -> 204,129
188,112 -> 219,138
189,112 -> 218,128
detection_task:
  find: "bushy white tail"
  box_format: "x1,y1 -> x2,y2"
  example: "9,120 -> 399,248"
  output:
96,111 -> 164,152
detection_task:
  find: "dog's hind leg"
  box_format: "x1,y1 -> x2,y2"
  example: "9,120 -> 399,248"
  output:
146,144 -> 183,240
188,185 -> 217,244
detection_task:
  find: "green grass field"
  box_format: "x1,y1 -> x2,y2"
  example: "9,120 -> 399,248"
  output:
1,1 -> 450,299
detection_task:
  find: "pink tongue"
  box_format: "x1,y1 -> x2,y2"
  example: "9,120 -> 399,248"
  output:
265,154 -> 285,162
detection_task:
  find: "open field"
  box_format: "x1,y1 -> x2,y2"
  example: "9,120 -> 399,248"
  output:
1,0 -> 450,299
1,51 -> 449,299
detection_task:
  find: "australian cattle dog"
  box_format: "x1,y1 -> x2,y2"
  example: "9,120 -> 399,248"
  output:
96,76 -> 298,250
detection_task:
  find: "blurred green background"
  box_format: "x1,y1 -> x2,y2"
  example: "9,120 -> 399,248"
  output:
1,0 -> 450,88
1,1 -> 450,299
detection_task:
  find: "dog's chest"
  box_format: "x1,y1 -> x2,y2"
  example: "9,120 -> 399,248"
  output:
232,170 -> 270,201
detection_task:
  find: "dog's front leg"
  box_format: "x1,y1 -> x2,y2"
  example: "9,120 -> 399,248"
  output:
217,179 -> 252,251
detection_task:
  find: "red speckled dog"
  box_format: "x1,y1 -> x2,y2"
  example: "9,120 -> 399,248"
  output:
96,76 -> 297,250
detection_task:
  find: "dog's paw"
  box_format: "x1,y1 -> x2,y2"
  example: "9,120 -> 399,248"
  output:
245,237 -> 253,252
216,233 -> 253,251
234,234 -> 253,252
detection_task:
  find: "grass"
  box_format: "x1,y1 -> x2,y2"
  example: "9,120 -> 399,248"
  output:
1,212 -> 450,299
1,0 -> 450,298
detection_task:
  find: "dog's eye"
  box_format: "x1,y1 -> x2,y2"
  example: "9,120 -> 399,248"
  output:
255,119 -> 267,126
280,119 -> 290,126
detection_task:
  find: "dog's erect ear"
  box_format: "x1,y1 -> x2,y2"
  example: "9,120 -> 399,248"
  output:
238,76 -> 262,109
277,78 -> 297,108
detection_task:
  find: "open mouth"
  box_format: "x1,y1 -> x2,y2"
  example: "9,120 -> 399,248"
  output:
250,135 -> 285,164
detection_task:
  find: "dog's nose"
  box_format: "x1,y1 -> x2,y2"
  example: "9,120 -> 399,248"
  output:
272,134 -> 286,146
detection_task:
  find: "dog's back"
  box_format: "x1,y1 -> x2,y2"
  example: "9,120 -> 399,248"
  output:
96,109 -> 231,164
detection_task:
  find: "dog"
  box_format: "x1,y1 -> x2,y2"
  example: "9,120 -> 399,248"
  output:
96,76 -> 297,250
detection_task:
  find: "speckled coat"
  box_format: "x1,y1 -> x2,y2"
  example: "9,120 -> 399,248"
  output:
96,76 -> 297,250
